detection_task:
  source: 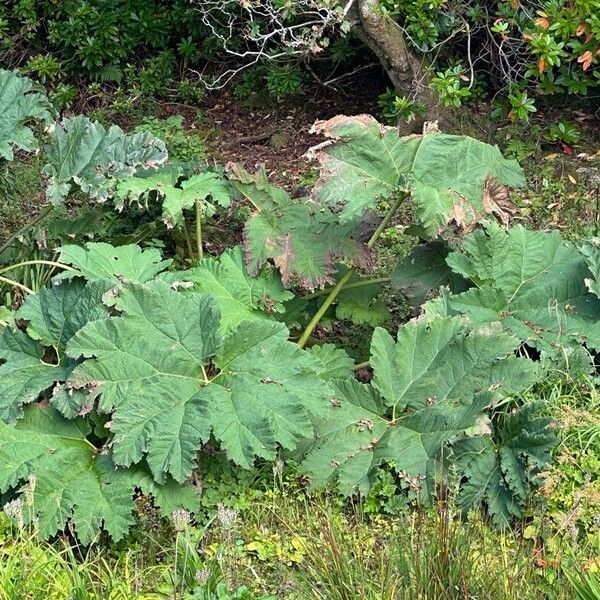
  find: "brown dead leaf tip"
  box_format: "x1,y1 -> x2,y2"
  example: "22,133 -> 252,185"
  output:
224,161 -> 253,184
309,114 -> 393,139
450,196 -> 479,232
483,177 -> 516,225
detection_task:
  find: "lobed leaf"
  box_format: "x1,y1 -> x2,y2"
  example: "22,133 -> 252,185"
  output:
67,280 -> 333,482
42,115 -> 167,205
57,242 -> 172,283
301,316 -> 538,498
0,69 -> 53,160
0,405 -> 198,544
308,114 -> 525,236
370,318 -> 536,411
453,402 -> 556,528
159,245 -> 293,333
0,280 -> 110,421
441,224 -> 600,353
229,165 -> 368,290
115,167 -> 230,227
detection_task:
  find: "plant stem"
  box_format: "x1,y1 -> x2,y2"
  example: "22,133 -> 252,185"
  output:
0,276 -> 33,294
366,193 -> 407,250
353,361 -> 370,371
195,198 -> 203,260
0,260 -> 74,276
300,276 -> 391,301
297,267 -> 356,348
0,205 -> 53,256
181,220 -> 195,261
297,192 -> 407,349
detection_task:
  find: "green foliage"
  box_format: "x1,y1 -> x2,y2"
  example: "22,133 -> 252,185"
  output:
427,223 -> 600,361
301,316 -> 544,521
66,279 -> 331,482
0,248 -> 326,541
115,166 -> 230,227
23,54 -> 63,84
0,0 -> 207,84
49,83 -> 78,110
42,115 -> 168,205
0,279 -> 110,422
377,89 -> 425,124
335,278 -> 390,327
230,165 -> 365,290
309,114 -> 524,235
565,569 -> 600,600
379,0 -> 600,113
159,245 -> 294,333
391,241 -> 468,306
0,69 -> 53,161
264,63 -> 305,98
507,90 -> 538,123
1,103 -> 595,548
545,119 -> 582,145
0,404 -> 197,544
430,65 -> 475,107
56,242 -> 173,283
453,402 -> 556,527
133,115 -> 206,163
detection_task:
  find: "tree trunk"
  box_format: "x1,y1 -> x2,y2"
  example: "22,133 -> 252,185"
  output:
347,0 -> 447,130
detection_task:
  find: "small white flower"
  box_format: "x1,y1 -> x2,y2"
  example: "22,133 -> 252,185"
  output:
217,504 -> 238,532
172,509 -> 191,532
3,498 -> 24,530
195,569 -> 210,586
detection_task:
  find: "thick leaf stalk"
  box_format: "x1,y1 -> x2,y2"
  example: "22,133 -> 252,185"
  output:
297,192 -> 407,348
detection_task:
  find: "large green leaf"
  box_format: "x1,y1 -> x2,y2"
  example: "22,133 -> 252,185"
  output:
0,280 -> 109,422
57,242 -> 172,283
42,115 -> 167,205
440,224 -> 600,352
301,316 -> 537,496
302,377 -> 493,495
0,69 -> 53,160
309,115 -> 524,236
159,245 -> 293,333
115,167 -> 230,227
66,280 -> 333,483
229,165 -> 367,290
0,405 -> 198,544
369,317 -> 536,411
453,402 -> 555,528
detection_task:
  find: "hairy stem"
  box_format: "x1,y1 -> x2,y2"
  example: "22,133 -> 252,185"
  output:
0,205 -> 53,256
365,193 -> 407,250
195,198 -> 203,260
0,275 -> 33,294
353,361 -> 370,371
297,192 -> 406,348
181,220 -> 195,261
0,260 -> 74,276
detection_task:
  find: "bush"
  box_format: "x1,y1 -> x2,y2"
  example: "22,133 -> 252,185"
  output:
0,0 -> 208,84
380,0 -> 600,116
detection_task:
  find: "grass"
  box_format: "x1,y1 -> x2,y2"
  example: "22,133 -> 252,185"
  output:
1,489 -> 597,600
